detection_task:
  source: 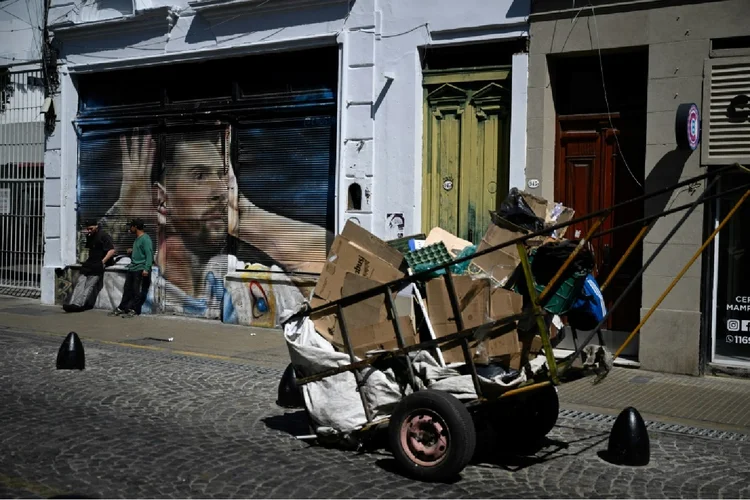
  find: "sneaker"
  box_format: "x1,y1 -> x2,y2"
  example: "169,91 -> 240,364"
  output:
108,308 -> 124,317
122,310 -> 138,319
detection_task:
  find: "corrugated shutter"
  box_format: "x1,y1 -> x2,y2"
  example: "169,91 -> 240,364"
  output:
235,115 -> 335,270
161,127 -> 229,318
77,128 -> 160,263
704,57 -> 750,165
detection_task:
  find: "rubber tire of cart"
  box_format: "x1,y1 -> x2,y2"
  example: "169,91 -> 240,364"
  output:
388,390 -> 476,482
516,384 -> 560,443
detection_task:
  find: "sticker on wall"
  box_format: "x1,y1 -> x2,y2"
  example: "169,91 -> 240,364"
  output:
443,177 -> 454,192
527,179 -> 540,189
385,213 -> 405,241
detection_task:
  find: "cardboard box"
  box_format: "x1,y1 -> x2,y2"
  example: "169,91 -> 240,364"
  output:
519,190 -> 548,220
338,220 -> 406,270
546,204 -> 576,239
424,227 -> 473,258
471,224 -> 522,283
345,316 -> 419,359
311,273 -> 416,354
425,275 -> 522,364
314,238 -> 405,303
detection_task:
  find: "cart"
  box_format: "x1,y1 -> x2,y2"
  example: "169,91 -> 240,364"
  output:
284,163 -> 750,482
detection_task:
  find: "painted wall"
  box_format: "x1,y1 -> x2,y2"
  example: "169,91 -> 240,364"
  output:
525,0 -> 750,375
42,0 -> 532,324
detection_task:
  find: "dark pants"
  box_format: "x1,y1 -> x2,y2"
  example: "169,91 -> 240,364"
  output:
118,271 -> 151,315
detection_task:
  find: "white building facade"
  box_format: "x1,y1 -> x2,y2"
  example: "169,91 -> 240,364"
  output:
43,0 -> 531,327
0,0 -> 47,297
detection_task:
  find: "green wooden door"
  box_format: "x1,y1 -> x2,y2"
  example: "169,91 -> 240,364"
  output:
422,69 -> 511,245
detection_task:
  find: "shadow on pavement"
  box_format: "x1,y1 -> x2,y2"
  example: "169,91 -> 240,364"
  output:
374,457 -> 464,484
472,430 -> 609,473
262,410 -> 311,437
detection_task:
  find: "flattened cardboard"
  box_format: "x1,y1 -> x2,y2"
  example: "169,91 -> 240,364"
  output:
424,227 -> 473,257
311,273 -> 415,352
347,316 -> 419,359
425,276 -> 521,364
519,190 -> 548,220
313,239 -> 404,302
472,224 -> 522,283
340,220 -> 405,270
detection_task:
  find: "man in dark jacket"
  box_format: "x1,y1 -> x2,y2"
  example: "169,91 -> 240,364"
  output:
63,219 -> 116,312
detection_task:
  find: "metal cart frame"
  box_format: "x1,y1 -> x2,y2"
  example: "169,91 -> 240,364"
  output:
288,163 -> 750,479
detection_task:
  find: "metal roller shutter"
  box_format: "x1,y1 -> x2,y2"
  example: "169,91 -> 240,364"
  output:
234,115 -> 335,271
161,126 -> 229,318
77,128 -> 160,263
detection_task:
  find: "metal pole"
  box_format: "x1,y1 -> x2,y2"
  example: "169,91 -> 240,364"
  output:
612,188 -> 750,361
561,174 -> 722,370
600,223 -> 651,292
517,243 -> 559,384
336,303 -> 374,423
444,268 -> 483,398
384,287 -> 419,392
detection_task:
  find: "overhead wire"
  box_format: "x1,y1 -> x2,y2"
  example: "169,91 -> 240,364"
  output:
589,4 -> 644,189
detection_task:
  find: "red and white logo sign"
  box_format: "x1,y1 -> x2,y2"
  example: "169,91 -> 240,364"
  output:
686,104 -> 700,150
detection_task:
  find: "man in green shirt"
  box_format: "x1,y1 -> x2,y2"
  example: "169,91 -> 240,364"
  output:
109,218 -> 154,318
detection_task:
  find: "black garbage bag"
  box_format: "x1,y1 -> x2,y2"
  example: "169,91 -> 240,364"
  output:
509,240 -> 595,312
529,240 -> 595,285
495,188 -> 546,233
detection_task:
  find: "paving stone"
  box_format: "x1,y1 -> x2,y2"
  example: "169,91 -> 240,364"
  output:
1,329 -> 750,498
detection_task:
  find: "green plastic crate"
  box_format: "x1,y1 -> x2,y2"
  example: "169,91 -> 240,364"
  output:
405,242 -> 453,273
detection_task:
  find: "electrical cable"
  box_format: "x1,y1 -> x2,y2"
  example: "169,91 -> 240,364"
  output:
589,4 -> 643,189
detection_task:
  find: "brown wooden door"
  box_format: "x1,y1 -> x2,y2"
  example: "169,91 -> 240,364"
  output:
555,115 -> 642,335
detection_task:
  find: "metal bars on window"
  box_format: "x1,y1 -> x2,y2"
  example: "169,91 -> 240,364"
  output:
0,69 -> 45,297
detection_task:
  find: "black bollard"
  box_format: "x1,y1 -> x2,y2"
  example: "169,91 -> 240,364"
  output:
276,363 -> 304,409
605,406 -> 650,466
56,332 -> 85,370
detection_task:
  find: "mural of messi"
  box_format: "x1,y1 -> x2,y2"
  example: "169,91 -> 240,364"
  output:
80,123 -> 331,324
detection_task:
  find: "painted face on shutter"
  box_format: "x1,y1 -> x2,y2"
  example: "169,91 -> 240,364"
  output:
165,139 -> 228,247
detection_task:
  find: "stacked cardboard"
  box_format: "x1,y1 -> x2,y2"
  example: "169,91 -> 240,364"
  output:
310,221 -> 418,358
308,191 -> 573,371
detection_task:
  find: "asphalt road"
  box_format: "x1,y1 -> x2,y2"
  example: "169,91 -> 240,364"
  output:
1,327 -> 749,499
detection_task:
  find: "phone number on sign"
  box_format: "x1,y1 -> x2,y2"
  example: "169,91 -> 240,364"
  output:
726,335 -> 750,345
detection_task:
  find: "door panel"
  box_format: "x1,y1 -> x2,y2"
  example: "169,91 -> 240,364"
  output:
422,78 -> 510,245
555,117 -> 640,353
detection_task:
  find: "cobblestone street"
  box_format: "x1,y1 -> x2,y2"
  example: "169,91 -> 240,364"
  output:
1,327 -> 749,499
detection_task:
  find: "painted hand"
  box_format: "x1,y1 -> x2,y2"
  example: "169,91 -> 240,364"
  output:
117,130 -> 156,220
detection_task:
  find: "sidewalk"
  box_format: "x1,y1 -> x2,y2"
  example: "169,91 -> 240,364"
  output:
2,295 -> 750,435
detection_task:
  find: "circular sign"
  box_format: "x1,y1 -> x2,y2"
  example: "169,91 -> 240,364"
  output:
675,103 -> 701,151
527,179 -> 540,189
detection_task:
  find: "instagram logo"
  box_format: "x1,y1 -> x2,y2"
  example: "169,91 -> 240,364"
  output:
727,319 -> 741,332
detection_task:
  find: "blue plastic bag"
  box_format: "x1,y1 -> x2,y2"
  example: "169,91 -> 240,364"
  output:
568,274 -> 607,331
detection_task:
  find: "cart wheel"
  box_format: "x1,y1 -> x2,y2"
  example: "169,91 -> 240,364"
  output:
519,384 -> 559,441
389,390 -> 476,482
